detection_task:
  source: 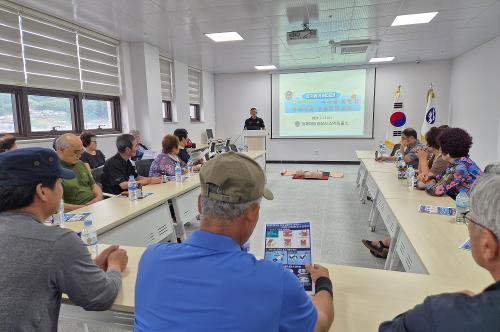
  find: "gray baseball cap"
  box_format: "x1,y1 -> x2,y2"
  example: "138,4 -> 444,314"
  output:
200,152 -> 273,203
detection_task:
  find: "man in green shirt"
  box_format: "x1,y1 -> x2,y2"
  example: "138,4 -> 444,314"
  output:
55,133 -> 103,211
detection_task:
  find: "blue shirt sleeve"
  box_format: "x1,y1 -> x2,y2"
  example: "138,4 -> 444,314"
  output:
279,269 -> 317,332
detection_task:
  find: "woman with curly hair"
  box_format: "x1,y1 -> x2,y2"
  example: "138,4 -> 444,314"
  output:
426,127 -> 482,198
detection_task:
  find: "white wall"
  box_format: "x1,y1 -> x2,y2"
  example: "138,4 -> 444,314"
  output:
215,60 -> 452,162
449,35 -> 500,169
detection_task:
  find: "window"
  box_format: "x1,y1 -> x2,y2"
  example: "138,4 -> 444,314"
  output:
160,56 -> 174,123
188,67 -> 202,122
82,96 -> 119,131
0,92 -> 16,133
163,100 -> 172,122
190,104 -> 201,122
27,94 -> 74,132
0,5 -> 122,138
188,67 -> 201,105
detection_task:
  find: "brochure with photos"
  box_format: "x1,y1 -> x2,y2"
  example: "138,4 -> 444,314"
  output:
418,204 -> 456,216
264,221 -> 313,292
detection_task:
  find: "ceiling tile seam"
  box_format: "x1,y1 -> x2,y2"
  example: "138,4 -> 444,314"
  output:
463,2 -> 498,26
374,0 -> 406,57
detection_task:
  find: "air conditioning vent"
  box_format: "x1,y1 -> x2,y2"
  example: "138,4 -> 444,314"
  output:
340,45 -> 369,54
329,39 -> 379,55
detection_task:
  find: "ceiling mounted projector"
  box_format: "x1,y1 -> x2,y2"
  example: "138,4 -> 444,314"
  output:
287,24 -> 318,44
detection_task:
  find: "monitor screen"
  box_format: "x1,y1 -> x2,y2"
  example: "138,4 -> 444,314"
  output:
206,129 -> 214,140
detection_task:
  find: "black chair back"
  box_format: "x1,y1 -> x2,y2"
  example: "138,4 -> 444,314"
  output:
136,159 -> 154,177
91,166 -> 104,187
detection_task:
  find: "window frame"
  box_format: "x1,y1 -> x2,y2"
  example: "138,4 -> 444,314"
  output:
190,103 -> 201,122
162,100 -> 173,123
0,84 -> 122,139
24,88 -> 79,137
0,84 -> 23,136
81,93 -> 122,134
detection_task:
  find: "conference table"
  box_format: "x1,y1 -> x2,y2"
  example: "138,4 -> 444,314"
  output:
60,149 -> 492,331
355,150 -> 490,281
65,150 -> 266,243
61,244 -> 486,331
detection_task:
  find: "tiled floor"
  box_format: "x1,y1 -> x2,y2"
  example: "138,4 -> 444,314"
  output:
60,163 -> 390,331
248,163 -> 389,269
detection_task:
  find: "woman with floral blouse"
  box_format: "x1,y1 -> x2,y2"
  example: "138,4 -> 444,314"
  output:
149,135 -> 186,177
426,127 -> 482,199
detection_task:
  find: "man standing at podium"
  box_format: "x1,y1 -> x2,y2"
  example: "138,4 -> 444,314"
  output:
244,107 -> 265,130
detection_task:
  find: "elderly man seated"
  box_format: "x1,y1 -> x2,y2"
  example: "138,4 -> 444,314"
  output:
55,133 -> 103,211
135,152 -> 334,332
380,165 -> 500,331
376,128 -> 423,169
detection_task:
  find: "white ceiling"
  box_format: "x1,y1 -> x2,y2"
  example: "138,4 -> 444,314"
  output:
9,0 -> 500,73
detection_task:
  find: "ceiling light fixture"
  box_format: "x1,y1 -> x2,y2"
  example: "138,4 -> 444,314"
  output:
204,32 -> 244,42
369,57 -> 395,63
391,12 -> 438,26
254,65 -> 277,70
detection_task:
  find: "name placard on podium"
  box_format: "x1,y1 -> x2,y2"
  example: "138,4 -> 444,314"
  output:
243,130 -> 267,151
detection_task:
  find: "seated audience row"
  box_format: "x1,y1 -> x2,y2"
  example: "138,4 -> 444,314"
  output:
2,146 -> 498,331
363,126 -> 482,258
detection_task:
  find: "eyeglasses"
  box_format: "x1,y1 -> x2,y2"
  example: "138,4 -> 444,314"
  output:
464,211 -> 499,239
73,149 -> 84,156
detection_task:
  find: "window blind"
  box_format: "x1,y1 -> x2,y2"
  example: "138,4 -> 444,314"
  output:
79,34 -> 120,95
188,67 -> 201,105
0,5 -> 121,95
21,15 -> 80,91
159,56 -> 173,101
0,7 -> 24,85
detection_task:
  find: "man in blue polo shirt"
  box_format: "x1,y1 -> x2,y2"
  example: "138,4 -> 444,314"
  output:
134,152 -> 334,332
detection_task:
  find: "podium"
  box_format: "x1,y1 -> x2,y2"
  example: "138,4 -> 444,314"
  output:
243,130 -> 267,151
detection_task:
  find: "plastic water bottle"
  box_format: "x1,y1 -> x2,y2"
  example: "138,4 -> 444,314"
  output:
53,199 -> 65,227
398,160 -> 407,180
187,158 -> 193,177
81,219 -> 98,259
175,162 -> 182,183
406,166 -> 415,190
127,175 -> 138,201
455,189 -> 470,223
380,143 -> 387,157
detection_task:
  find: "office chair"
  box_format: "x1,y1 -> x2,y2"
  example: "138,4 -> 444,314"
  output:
136,159 -> 154,177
